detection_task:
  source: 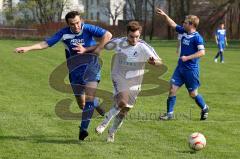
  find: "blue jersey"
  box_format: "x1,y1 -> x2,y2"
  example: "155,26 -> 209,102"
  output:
45,23 -> 106,87
45,23 -> 106,59
176,25 -> 205,70
215,29 -> 226,43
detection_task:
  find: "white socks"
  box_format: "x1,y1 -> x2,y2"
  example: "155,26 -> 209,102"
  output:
101,106 -> 120,127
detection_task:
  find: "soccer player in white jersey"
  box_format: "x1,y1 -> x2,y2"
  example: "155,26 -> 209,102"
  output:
15,11 -> 112,141
95,21 -> 163,142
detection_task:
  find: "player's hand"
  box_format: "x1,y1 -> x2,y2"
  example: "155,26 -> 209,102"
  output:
72,43 -> 87,54
181,56 -> 190,62
156,8 -> 167,16
148,57 -> 156,65
15,47 -> 29,53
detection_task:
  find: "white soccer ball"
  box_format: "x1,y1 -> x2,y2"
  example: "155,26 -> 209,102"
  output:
188,132 -> 206,151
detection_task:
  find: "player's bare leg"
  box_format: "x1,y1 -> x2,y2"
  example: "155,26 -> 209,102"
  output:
107,107 -> 130,142
79,82 -> 104,140
96,91 -> 129,134
75,94 -> 85,110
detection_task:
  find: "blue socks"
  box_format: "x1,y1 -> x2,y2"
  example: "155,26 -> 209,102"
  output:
194,94 -> 206,110
80,101 -> 94,132
93,97 -> 99,108
166,94 -> 206,114
167,96 -> 176,113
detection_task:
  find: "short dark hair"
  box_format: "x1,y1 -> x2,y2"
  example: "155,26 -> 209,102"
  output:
65,11 -> 81,23
219,21 -> 225,25
127,21 -> 142,33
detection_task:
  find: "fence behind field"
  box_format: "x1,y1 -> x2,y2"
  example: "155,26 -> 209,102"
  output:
0,28 -> 38,39
0,20 -> 169,40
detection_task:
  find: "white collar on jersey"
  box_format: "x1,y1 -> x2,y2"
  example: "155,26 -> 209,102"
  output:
183,32 -> 198,39
69,23 -> 84,36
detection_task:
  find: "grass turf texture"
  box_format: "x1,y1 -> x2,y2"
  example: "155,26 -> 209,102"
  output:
0,39 -> 240,159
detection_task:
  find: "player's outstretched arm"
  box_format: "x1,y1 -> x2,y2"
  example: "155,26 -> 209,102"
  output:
156,8 -> 177,29
94,31 -> 112,55
15,41 -> 49,53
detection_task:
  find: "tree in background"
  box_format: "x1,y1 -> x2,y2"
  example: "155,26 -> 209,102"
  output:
100,1 -> 125,26
3,0 -> 69,26
125,0 -> 144,21
199,0 -> 237,39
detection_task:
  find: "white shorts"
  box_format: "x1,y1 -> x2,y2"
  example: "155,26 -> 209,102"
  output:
112,76 -> 141,108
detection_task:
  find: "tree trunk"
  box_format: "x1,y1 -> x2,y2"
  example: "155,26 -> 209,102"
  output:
238,2 -> 240,39
143,0 -> 147,40
167,0 -> 172,40
135,0 -> 143,21
229,7 -> 233,39
150,0 -> 155,41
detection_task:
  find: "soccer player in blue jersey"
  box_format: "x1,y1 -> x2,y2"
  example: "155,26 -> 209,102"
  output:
156,8 -> 209,120
15,11 -> 112,140
214,22 -> 228,63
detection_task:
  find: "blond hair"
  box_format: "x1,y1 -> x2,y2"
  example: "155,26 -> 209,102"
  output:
185,15 -> 199,28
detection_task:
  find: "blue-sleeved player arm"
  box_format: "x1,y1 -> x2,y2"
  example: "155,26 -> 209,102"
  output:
175,25 -> 185,34
84,24 -> 107,37
45,29 -> 64,47
196,35 -> 205,51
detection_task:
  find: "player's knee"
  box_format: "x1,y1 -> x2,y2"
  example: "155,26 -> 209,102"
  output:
169,88 -> 177,96
119,107 -> 130,117
77,101 -> 85,109
118,100 -> 128,108
189,92 -> 197,98
85,95 -> 95,101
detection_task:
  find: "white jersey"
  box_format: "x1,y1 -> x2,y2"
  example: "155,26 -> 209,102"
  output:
106,37 -> 160,106
109,37 -> 160,80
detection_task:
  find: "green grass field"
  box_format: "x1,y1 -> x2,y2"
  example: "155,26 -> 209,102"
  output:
0,39 -> 240,159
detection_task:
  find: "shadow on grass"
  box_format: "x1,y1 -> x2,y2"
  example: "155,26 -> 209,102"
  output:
177,150 -> 197,154
0,135 -> 81,145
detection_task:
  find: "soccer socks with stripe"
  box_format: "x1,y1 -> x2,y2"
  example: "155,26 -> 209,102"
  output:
93,97 -> 99,108
167,96 -> 176,114
109,113 -> 124,134
80,101 -> 94,132
194,94 -> 207,110
101,106 -> 120,127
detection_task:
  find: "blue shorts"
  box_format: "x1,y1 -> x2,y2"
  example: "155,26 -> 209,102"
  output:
69,63 -> 101,96
170,67 -> 200,92
218,42 -> 225,52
